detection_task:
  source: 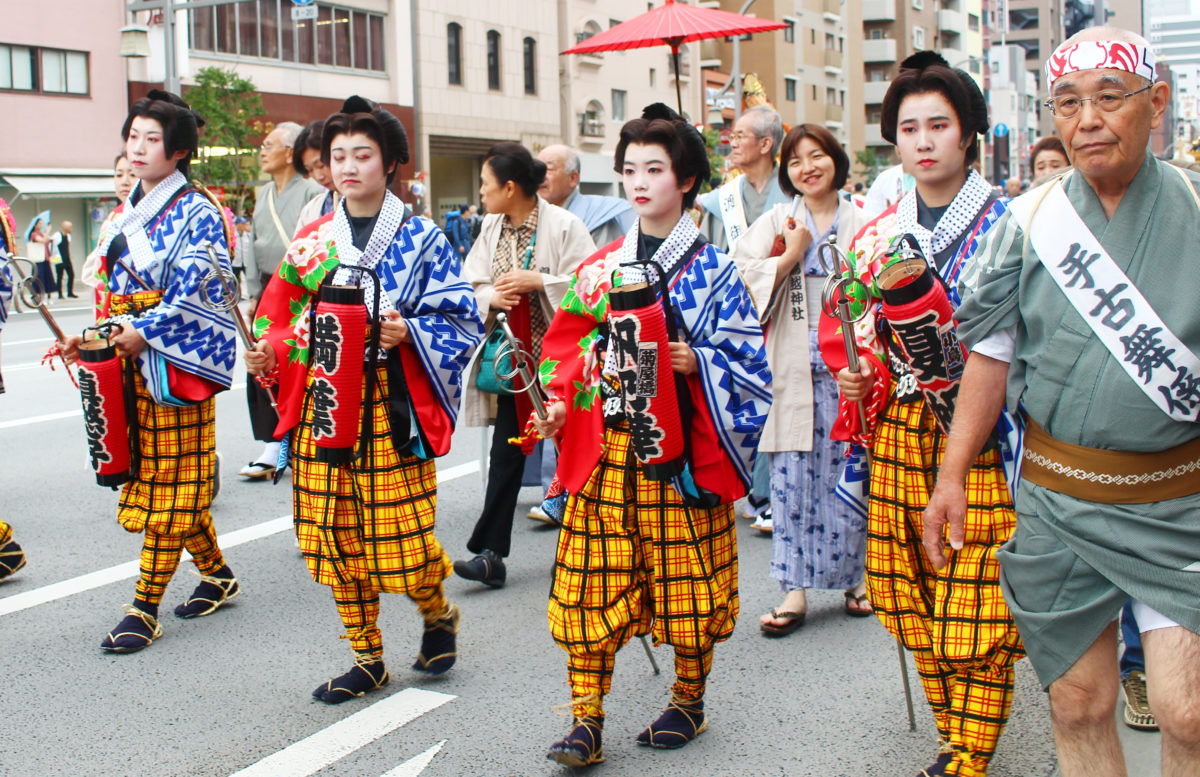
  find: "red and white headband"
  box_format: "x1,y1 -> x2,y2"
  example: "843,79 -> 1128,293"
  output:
1046,40 -> 1156,88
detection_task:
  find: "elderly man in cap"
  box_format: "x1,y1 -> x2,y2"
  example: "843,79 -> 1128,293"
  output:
927,26 -> 1200,777
537,144 -> 633,248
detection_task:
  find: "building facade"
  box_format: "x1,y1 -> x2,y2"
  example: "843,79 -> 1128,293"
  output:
862,0 -> 982,162
0,0 -> 132,253
557,0 -> 704,197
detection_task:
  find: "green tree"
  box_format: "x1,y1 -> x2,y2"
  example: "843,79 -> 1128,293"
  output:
700,127 -> 727,195
854,147 -> 892,186
185,66 -> 265,214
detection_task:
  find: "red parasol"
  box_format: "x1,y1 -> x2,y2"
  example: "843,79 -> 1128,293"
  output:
561,0 -> 787,114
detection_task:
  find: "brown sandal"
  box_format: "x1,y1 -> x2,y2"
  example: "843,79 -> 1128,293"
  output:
844,592 -> 874,617
760,608 -> 806,636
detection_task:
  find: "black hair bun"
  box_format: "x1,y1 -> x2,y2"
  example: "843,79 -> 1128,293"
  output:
145,88 -> 205,128
898,50 -> 988,136
340,94 -> 409,165
642,102 -> 682,122
899,51 -> 950,71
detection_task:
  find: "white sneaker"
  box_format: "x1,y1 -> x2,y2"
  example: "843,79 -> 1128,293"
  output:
527,506 -> 553,524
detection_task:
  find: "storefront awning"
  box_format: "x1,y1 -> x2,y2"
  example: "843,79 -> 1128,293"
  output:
0,168 -> 115,199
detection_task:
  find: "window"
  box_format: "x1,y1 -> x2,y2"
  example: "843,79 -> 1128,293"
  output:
968,13 -> 980,32
870,29 -> 883,39
912,0 -> 923,9
189,1 -> 385,72
825,32 -> 836,49
784,76 -> 796,101
826,86 -> 837,104
1010,8 -> 1038,31
0,43 -> 87,95
783,18 -> 795,43
649,67 -> 655,87
912,26 -> 925,49
523,37 -> 536,95
447,22 -> 462,85
609,18 -> 623,27
811,85 -> 817,100
487,30 -> 501,91
612,88 -> 627,121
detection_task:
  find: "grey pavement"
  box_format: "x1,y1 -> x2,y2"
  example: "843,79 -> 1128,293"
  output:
0,298 -> 1148,776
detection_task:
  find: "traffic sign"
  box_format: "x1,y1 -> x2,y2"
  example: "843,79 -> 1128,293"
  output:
994,123 -> 1009,138
292,4 -> 317,20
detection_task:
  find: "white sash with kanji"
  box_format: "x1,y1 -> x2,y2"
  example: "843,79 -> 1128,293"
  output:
1009,175 -> 1200,422
716,177 -> 749,249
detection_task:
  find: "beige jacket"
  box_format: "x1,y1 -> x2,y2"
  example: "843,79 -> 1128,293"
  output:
732,197 -> 866,452
462,197 -> 595,426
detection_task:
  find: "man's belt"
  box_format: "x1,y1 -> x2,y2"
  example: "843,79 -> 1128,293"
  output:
1021,415 -> 1200,504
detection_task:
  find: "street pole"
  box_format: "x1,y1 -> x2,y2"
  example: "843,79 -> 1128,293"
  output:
126,0 -> 245,95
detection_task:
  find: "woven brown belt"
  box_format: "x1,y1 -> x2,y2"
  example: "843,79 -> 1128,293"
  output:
1021,415 -> 1200,504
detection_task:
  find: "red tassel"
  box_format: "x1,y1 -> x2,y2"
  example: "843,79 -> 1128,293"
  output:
77,339 -> 131,487
309,284 -> 368,464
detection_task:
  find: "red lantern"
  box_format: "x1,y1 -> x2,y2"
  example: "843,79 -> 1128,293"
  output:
308,282 -> 369,464
877,259 -> 966,434
77,336 -> 132,487
608,281 -> 686,480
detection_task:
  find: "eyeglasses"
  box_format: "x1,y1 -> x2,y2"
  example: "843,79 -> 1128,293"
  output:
261,142 -> 287,151
1043,84 -> 1153,118
730,131 -> 759,142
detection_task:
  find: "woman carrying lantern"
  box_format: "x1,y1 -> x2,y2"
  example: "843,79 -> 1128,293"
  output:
245,96 -> 484,704
532,104 -> 770,767
823,52 -> 1022,777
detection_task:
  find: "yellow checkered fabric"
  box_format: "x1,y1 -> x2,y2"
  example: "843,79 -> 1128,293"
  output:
0,519 -> 11,546
135,513 -> 226,606
549,426 -> 738,716
108,293 -> 217,538
867,396 -> 1024,776
292,363 -> 452,595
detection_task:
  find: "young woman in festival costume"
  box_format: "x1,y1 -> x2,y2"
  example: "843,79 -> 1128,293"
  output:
823,52 -> 1022,777
730,123 -> 871,635
0,196 -> 26,582
61,90 -> 241,652
245,96 -> 484,703
533,104 -> 771,766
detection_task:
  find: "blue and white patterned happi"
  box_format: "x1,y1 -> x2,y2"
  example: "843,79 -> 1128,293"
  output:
663,241 -> 773,487
311,213 -> 484,424
96,177 -> 238,399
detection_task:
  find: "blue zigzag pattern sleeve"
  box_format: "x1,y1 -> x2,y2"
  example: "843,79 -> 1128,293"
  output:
383,217 -> 485,423
675,245 -> 772,486
129,193 -> 237,386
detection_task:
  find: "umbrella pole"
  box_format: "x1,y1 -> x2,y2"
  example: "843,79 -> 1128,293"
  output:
672,46 -> 683,114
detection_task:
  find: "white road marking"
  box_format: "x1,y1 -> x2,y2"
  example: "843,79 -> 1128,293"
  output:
0,383 -> 245,430
379,740 -> 447,777
0,409 -> 81,429
2,336 -> 61,346
227,690 -> 455,777
0,460 -> 479,617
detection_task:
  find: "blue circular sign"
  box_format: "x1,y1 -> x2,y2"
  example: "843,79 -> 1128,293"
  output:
292,0 -> 316,5
994,123 -> 1009,138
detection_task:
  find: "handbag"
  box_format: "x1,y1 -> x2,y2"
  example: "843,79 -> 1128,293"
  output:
475,226 -> 538,395
475,326 -> 515,394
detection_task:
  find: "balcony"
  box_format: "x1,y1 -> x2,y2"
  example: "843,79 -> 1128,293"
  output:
938,8 -> 964,33
864,80 -> 890,105
824,48 -> 842,72
865,123 -> 886,147
863,38 -> 897,63
825,103 -> 844,123
823,0 -> 841,21
578,115 -> 604,138
941,47 -> 966,68
863,0 -> 896,22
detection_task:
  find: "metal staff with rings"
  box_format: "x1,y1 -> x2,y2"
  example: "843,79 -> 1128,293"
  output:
816,235 -> 917,734
199,243 -> 278,411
